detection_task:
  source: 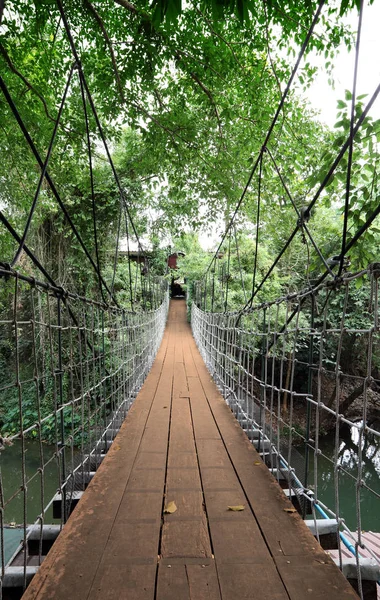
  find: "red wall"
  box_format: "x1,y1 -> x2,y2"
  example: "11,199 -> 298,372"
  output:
168,254 -> 178,269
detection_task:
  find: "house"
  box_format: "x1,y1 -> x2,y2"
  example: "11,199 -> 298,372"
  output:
167,251 -> 185,270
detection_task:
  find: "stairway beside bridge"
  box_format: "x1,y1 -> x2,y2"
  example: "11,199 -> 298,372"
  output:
22,299 -> 358,600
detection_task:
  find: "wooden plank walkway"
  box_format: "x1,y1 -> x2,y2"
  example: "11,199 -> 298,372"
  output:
22,299 -> 359,600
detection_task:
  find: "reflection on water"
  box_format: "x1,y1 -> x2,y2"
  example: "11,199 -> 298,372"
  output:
1,440 -> 60,525
1,424 -> 379,562
308,420 -> 380,531
0,440 -> 62,564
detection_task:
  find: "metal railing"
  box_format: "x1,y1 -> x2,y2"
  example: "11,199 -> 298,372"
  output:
192,264 -> 380,599
0,269 -> 168,590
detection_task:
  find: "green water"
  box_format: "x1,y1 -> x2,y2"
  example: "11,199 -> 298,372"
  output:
1,440 -> 60,526
0,426 -> 379,566
0,440 -> 60,563
306,421 -> 380,532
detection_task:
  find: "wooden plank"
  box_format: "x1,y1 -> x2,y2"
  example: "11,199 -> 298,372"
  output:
186,563 -> 221,600
204,489 -> 249,518
102,521 -> 160,558
186,375 -> 221,441
161,318 -> 214,563
210,519 -> 275,564
156,562 -> 222,600
187,330 -> 360,599
21,336 -> 169,600
196,439 -> 233,469
200,467 -> 241,491
216,564 -> 289,600
134,451 -> 166,470
156,564 -> 191,600
114,491 -> 163,521
89,564 -> 157,600
22,300 -> 359,600
196,388 -> 323,557
274,555 -> 359,600
86,317 -> 176,599
169,405 -> 196,453
22,309 -> 174,600
127,467 -> 166,491
164,491 -> 204,517
182,334 -> 290,600
168,451 -> 198,469
166,467 -> 201,491
161,517 -> 212,559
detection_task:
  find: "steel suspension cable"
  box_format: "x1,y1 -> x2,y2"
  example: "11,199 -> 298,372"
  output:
265,146 -> 334,277
251,149 -> 263,306
56,0 -> 145,257
203,0 -> 326,279
211,256 -> 217,312
57,0 -> 148,310
307,78 -> 380,216
0,75 -> 118,306
265,192 -> 380,353
110,200 -> 123,299
78,69 -> 107,304
241,74 -> 380,313
10,63 -> 75,268
124,204 -> 135,309
0,210 -> 107,358
203,4 -> 380,322
224,228 -> 232,312
57,0 -> 145,310
233,225 -> 247,304
339,0 -> 364,276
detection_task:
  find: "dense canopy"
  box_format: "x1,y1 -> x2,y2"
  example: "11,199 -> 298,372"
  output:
1,0 -> 380,443
0,0 -> 379,301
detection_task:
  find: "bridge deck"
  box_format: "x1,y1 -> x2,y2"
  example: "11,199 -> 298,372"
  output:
22,299 -> 358,600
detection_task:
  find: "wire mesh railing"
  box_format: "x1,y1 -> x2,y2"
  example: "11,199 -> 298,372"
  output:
0,268 -> 168,591
192,264 -> 380,599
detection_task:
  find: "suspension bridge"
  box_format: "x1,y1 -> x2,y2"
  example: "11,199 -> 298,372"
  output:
0,297 -> 364,600
0,0 -> 380,599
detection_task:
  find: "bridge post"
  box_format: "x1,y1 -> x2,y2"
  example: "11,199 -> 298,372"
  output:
303,294 -> 315,518
57,295 -> 67,523
258,307 -> 267,454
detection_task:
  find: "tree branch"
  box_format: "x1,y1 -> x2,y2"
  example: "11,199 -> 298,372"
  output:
188,69 -> 224,144
193,4 -> 245,72
114,0 -> 226,149
237,115 -> 257,126
131,100 -> 181,149
0,43 -> 56,123
84,0 -> 125,102
0,0 -> 5,26
114,0 -> 140,16
179,48 -> 226,81
153,88 -> 164,111
262,1 -> 282,98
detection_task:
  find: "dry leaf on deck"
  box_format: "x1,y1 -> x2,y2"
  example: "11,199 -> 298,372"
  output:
228,505 -> 245,511
164,501 -> 177,514
283,507 -> 297,513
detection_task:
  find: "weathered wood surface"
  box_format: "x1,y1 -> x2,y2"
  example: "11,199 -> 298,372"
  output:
22,299 -> 358,600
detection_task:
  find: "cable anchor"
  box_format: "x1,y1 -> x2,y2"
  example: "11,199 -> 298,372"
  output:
297,207 -> 310,228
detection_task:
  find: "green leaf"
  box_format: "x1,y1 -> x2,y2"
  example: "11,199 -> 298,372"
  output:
345,89 -> 353,101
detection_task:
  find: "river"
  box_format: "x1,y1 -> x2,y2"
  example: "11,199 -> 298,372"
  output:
305,420 -> 380,532
1,440 -> 61,564
1,424 -> 379,565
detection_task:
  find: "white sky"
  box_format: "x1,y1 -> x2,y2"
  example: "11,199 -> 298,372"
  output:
304,0 -> 380,126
